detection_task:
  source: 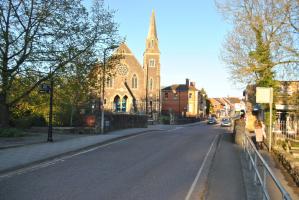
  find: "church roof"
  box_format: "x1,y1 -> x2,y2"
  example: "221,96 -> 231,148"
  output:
147,10 -> 158,39
116,43 -> 143,69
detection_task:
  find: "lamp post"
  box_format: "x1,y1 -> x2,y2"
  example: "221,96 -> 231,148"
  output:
48,66 -> 54,142
202,94 -> 206,119
101,45 -> 118,134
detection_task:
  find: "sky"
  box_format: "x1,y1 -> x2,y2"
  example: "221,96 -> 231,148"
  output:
92,0 -> 244,98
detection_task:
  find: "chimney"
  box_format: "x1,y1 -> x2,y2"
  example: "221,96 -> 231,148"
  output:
186,78 -> 189,86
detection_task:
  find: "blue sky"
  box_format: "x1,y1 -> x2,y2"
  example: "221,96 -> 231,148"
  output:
94,0 -> 244,98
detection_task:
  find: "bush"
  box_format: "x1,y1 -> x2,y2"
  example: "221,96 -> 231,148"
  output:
160,115 -> 170,124
14,114 -> 47,128
0,128 -> 25,137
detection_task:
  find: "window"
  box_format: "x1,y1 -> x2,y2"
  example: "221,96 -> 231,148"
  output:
132,74 -> 138,89
114,95 -> 121,112
150,40 -> 154,48
122,96 -> 128,112
164,92 -> 168,99
173,93 -> 178,100
149,78 -> 153,91
189,93 -> 192,99
149,59 -> 155,67
188,104 -> 193,112
106,77 -> 113,88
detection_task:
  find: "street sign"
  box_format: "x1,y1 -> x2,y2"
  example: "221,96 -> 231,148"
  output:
256,87 -> 274,152
256,87 -> 273,103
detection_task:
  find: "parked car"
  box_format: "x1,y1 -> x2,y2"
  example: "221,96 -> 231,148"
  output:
221,118 -> 232,127
207,117 -> 217,124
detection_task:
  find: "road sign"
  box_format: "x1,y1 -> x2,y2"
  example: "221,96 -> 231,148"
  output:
256,87 -> 273,103
256,87 -> 273,152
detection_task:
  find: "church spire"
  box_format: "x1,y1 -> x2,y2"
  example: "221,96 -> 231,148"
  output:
147,10 -> 158,39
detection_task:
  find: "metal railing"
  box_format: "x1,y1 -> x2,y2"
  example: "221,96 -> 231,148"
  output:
273,121 -> 298,140
243,133 -> 291,200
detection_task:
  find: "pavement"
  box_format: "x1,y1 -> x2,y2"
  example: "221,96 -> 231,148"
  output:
205,132 -> 246,200
0,124 -> 176,174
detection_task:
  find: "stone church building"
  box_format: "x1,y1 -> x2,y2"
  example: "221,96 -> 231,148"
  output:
103,11 -> 161,115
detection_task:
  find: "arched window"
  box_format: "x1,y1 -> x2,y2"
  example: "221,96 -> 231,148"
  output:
122,96 -> 128,112
114,95 -> 121,112
106,77 -> 113,88
132,74 -> 138,89
149,78 -> 153,91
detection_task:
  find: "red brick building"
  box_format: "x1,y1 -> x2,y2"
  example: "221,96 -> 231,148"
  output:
161,79 -> 200,117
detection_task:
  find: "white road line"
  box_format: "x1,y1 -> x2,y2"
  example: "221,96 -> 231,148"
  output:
185,134 -> 219,200
0,132 -> 149,179
166,127 -> 183,132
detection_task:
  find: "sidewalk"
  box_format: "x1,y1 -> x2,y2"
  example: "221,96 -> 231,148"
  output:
205,133 -> 246,199
0,124 -> 174,174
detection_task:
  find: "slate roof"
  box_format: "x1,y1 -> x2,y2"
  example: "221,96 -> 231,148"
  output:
162,84 -> 198,92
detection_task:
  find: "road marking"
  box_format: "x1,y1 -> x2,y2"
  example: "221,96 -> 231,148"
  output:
185,134 -> 218,200
0,132 -> 150,179
166,127 -> 183,132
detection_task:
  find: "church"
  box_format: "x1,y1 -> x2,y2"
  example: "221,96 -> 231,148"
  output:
103,11 -> 161,116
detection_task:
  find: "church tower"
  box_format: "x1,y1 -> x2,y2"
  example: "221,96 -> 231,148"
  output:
143,10 -> 161,115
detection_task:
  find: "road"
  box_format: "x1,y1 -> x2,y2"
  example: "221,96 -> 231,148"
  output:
0,123 -> 246,200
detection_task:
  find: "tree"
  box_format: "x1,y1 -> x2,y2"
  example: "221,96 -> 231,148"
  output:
0,0 -> 120,127
215,0 -> 299,86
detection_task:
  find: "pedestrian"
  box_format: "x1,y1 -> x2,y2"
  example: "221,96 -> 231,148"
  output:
254,120 -> 264,150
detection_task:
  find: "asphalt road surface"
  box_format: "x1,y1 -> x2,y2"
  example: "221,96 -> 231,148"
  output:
0,123 -> 245,200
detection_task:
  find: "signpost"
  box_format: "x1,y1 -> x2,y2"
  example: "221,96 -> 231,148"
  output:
256,87 -> 273,152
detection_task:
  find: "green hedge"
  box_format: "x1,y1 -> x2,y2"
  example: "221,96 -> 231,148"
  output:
13,115 -> 47,128
0,128 -> 25,137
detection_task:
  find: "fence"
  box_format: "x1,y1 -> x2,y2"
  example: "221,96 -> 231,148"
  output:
243,133 -> 291,200
273,121 -> 298,140
104,113 -> 148,131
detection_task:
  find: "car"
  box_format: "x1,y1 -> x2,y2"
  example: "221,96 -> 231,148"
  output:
221,118 -> 232,127
207,117 -> 217,124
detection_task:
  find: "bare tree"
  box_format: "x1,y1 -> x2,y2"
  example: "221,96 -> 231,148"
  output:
215,0 -> 299,86
0,0 -> 119,127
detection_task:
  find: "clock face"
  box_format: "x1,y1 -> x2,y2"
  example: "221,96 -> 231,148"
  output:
117,64 -> 129,76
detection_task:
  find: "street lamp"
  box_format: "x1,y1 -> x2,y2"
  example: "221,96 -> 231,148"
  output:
48,73 -> 54,142
101,45 -> 119,134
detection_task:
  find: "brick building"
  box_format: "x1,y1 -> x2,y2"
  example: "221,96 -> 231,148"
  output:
161,79 -> 200,117
98,11 -> 161,115
209,97 -> 242,118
